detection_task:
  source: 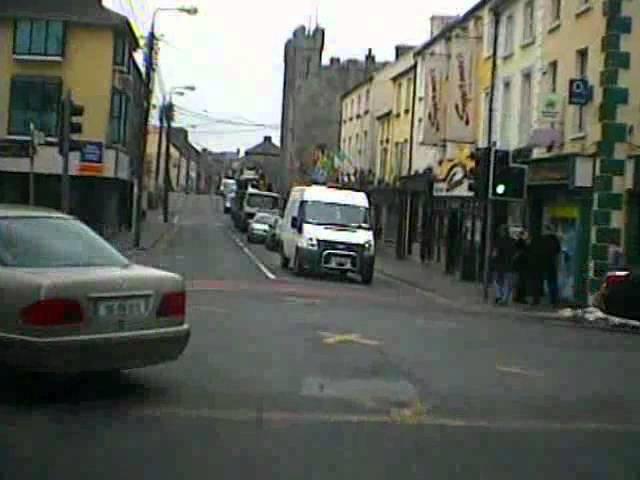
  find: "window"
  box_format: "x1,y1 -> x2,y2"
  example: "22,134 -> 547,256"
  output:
350,99 -> 354,119
363,130 -> 368,158
502,14 -> 515,57
305,56 -> 311,78
500,79 -> 512,148
548,60 -> 558,93
550,0 -> 562,25
574,48 -> 588,134
519,71 -> 533,145
405,77 -> 413,112
357,94 -> 361,116
395,83 -> 403,115
365,89 -> 370,112
484,15 -> 495,56
113,34 -> 130,70
355,133 -> 360,157
522,1 -> 535,43
109,89 -> 129,145
14,19 -> 64,57
8,76 -> 61,136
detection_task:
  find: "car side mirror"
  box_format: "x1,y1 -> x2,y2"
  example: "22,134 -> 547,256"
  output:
291,217 -> 298,229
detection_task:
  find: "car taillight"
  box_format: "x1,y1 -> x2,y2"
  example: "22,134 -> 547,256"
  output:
21,299 -> 84,327
605,272 -> 632,289
157,291 -> 186,318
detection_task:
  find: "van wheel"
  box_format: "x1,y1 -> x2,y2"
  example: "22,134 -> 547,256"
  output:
361,267 -> 374,285
293,249 -> 304,277
280,249 -> 290,270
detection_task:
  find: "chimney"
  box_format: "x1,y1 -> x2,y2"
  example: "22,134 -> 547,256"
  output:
264,136 -> 272,143
430,15 -> 459,38
395,44 -> 414,60
329,56 -> 341,66
365,48 -> 376,67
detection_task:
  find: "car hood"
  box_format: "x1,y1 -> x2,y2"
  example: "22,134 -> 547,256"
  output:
303,224 -> 373,245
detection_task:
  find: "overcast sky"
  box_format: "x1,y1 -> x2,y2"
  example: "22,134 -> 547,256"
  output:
104,0 -> 477,154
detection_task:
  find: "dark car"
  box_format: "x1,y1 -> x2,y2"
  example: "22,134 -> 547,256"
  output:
593,268 -> 640,320
265,216 -> 282,251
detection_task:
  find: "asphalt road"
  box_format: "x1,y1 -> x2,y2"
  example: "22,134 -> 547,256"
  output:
2,194 -> 640,479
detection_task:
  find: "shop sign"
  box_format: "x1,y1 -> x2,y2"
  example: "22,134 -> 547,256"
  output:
528,160 -> 569,184
0,140 -> 30,158
568,78 -> 592,106
77,141 -> 104,176
540,93 -> 563,122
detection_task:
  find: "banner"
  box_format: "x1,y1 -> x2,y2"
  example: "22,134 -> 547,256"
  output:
446,37 -> 474,143
422,50 -> 446,145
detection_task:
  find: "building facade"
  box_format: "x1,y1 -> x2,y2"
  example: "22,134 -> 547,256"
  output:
0,0 -> 143,235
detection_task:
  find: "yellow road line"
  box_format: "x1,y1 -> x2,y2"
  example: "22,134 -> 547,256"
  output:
496,365 -> 545,378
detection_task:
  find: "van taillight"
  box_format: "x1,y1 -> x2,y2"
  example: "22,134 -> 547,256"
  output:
157,292 -> 186,318
21,299 -> 84,326
605,272 -> 631,289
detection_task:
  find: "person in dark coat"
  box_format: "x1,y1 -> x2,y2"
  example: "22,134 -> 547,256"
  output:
512,230 -> 529,303
492,225 -> 516,305
529,225 -> 562,306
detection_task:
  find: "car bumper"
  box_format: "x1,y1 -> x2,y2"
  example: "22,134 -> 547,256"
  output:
298,247 -> 374,274
248,230 -> 269,240
0,324 -> 191,373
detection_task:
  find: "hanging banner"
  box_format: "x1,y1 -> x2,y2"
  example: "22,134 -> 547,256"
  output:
446,37 -> 474,142
422,50 -> 446,145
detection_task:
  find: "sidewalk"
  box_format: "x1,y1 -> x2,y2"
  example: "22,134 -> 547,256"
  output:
375,248 -> 560,319
107,192 -> 187,257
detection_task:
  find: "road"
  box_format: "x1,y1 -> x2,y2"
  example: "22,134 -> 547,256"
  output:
2,194 -> 640,479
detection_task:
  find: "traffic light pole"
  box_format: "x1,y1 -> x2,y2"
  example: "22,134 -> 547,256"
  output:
482,11 -> 501,302
163,102 -> 172,223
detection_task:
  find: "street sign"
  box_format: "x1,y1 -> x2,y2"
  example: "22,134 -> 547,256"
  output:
80,142 -> 104,164
568,78 -> 592,105
539,93 -> 562,122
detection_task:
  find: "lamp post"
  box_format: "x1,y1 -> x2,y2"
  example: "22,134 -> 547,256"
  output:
133,6 -> 198,248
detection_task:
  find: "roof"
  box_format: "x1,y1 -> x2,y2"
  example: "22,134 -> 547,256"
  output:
0,204 -> 71,219
0,0 -> 140,48
390,62 -> 417,81
294,186 -> 369,207
340,75 -> 374,100
245,136 -> 281,157
414,0 -> 489,56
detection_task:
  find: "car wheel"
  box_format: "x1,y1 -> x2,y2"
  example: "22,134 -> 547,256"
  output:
247,235 -> 253,243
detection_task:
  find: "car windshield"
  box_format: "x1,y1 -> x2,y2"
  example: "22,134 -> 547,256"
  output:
301,201 -> 371,229
0,217 -> 129,268
253,213 -> 274,224
247,194 -> 279,210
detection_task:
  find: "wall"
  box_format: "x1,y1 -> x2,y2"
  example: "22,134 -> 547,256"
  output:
340,78 -> 375,172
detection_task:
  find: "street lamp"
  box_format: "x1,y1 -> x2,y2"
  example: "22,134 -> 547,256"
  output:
134,6 -> 199,247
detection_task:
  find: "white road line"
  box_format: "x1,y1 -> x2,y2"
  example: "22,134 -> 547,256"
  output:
228,231 -> 277,280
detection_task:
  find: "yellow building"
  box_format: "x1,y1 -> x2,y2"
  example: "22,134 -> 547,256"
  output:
0,1 -> 142,234
389,64 -> 416,183
340,77 -> 374,174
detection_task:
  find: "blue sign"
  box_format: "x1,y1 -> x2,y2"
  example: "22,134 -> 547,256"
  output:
80,142 -> 103,164
568,78 -> 592,106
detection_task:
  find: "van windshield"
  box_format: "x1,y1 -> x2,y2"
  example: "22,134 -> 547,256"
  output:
301,201 -> 371,229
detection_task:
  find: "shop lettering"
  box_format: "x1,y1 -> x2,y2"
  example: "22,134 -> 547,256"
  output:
427,68 -> 441,133
453,53 -> 471,127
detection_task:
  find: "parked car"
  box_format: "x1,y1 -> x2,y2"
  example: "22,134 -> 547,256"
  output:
593,268 -> 640,320
0,205 -> 191,373
265,216 -> 282,251
247,213 -> 276,244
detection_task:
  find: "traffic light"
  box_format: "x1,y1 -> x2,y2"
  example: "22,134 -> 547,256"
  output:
58,91 -> 84,154
469,147 -> 490,199
491,160 -> 527,200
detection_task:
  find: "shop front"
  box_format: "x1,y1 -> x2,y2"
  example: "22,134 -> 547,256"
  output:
526,156 -> 593,305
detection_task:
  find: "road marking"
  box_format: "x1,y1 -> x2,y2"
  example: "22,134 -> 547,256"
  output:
228,231 -> 277,280
496,365 -> 544,378
318,331 -> 381,346
133,406 -> 640,431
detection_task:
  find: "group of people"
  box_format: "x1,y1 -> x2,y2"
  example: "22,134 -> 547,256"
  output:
492,225 -> 562,307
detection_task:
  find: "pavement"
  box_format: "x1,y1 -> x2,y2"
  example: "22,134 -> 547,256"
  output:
3,194 -> 640,479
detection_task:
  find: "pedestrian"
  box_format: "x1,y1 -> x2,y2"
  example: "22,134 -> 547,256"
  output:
529,225 -> 562,306
492,224 -> 516,305
512,229 -> 529,304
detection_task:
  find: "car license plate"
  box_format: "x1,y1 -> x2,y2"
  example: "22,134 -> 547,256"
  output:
96,297 -> 148,318
335,258 -> 348,268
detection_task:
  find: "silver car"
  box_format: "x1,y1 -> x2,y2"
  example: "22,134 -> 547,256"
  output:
0,205 -> 190,373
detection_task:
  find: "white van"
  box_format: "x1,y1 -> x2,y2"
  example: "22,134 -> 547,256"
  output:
280,185 -> 374,284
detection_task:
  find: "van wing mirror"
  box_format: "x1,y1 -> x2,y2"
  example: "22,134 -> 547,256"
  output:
291,217 -> 298,229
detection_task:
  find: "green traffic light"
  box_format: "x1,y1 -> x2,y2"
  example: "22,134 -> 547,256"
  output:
496,184 -> 506,195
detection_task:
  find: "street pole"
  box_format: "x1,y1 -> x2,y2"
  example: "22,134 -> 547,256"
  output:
154,101 -> 165,189
61,91 -> 71,213
29,123 -> 36,206
134,23 -> 156,248
482,10 -> 501,301
163,101 -> 172,223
